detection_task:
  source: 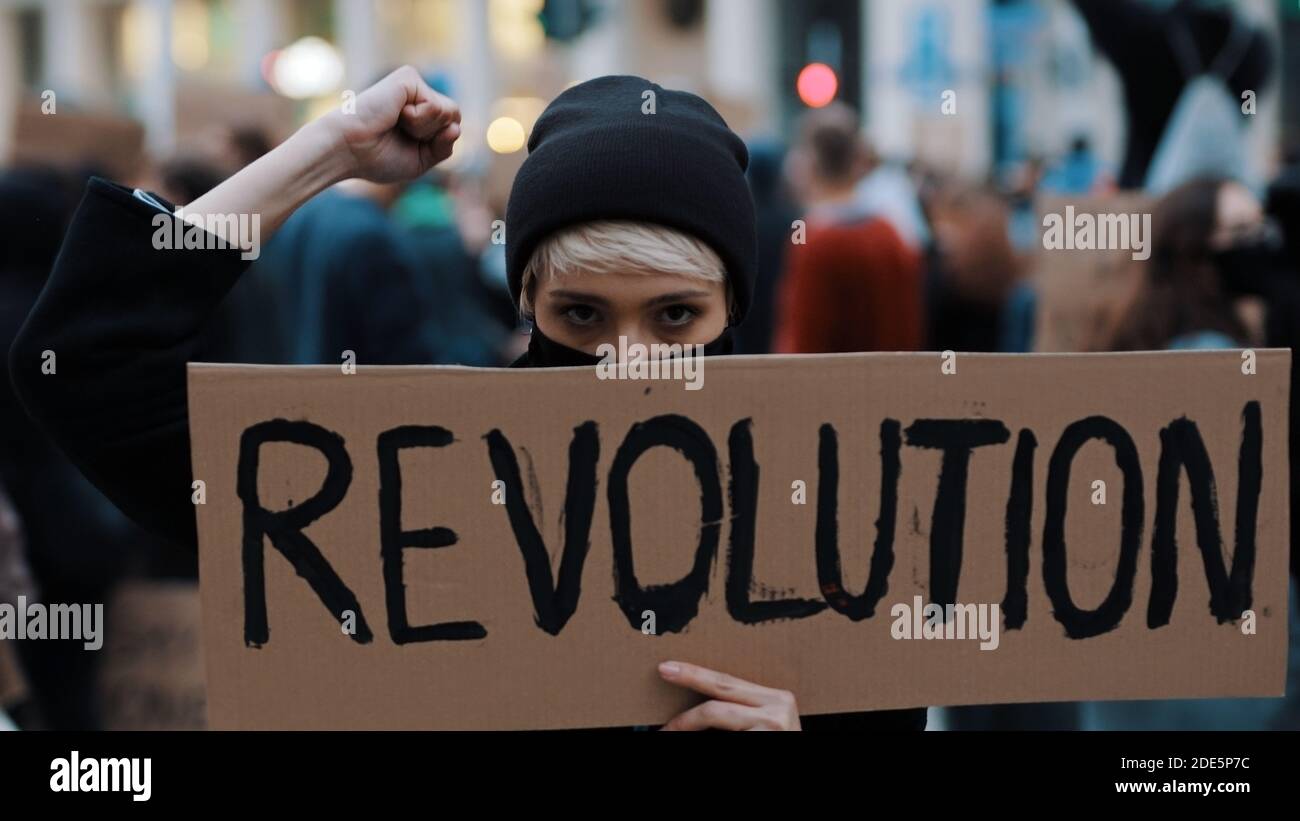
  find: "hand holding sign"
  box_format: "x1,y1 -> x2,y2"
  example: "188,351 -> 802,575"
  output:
659,661 -> 801,731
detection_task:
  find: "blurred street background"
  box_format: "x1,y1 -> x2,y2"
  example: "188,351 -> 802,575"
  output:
0,0 -> 1296,182
2,0 -> 1300,732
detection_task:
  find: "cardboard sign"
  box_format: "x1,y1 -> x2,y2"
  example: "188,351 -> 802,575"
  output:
9,101 -> 146,182
1031,193 -> 1154,353
188,352 -> 1290,730
97,581 -> 207,730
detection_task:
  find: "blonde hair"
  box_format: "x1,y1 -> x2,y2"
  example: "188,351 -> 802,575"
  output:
519,220 -> 728,318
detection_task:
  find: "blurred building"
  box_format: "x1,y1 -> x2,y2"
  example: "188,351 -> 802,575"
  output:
866,0 -> 1283,181
0,0 -> 1291,181
0,0 -> 782,173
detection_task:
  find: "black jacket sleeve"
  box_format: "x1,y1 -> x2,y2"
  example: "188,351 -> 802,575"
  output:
8,178 -> 251,550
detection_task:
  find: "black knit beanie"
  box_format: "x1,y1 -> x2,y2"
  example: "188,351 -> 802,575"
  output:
506,75 -> 757,321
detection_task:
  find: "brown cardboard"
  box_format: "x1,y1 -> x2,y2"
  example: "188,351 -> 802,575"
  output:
173,82 -> 294,148
97,581 -> 207,730
9,100 -> 146,181
187,351 -> 1290,729
1031,193 -> 1154,352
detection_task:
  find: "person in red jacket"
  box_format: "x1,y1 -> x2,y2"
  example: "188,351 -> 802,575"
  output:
775,103 -> 924,354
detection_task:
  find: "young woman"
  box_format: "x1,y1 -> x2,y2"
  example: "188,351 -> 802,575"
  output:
11,67 -> 925,732
1105,175 -> 1267,352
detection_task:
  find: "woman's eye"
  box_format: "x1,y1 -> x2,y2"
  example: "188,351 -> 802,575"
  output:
562,305 -> 600,325
659,305 -> 699,326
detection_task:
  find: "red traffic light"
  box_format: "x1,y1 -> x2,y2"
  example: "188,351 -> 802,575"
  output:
797,62 -> 838,108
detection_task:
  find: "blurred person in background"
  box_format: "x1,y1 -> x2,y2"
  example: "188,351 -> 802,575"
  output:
734,138 -> 799,355
391,171 -> 516,365
1106,176 -> 1264,351
244,174 -> 445,365
1004,155 -> 1046,254
853,143 -> 930,256
222,125 -> 275,171
1269,164 -> 1300,276
150,155 -> 229,206
1040,135 -> 1105,198
774,103 -> 924,354
449,165 -> 525,338
1071,0 -> 1273,190
923,182 -> 1023,353
998,158 -> 1049,354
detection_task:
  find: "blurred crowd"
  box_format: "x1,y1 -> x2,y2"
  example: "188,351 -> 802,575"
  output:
2,0 -> 1300,731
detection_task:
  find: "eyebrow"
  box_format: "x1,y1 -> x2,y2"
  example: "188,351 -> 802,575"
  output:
548,289 -> 712,307
549,289 -> 611,306
645,290 -> 712,307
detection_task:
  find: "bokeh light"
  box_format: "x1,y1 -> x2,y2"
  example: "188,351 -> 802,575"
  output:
486,116 -> 527,153
796,62 -> 838,108
269,37 -> 344,100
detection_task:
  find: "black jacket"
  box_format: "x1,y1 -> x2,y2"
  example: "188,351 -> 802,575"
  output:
10,179 -> 926,731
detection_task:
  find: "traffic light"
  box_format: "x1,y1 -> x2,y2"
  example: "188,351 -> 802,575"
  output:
779,2 -> 861,117
797,62 -> 839,108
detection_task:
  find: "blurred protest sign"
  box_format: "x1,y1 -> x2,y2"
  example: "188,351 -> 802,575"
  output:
173,81 -> 294,154
9,99 -> 145,180
98,580 -> 207,730
1032,193 -> 1155,352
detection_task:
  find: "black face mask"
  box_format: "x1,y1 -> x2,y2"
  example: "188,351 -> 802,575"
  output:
510,324 -> 734,368
1213,239 -> 1285,297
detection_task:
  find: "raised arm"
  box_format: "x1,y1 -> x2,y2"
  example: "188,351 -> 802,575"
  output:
187,65 -> 461,246
8,66 -> 460,549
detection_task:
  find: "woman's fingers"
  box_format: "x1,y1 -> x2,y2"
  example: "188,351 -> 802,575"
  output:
401,94 -> 459,141
658,661 -> 775,707
420,121 -> 461,168
661,700 -> 768,731
657,660 -> 801,730
396,68 -> 460,141
364,65 -> 425,127
394,71 -> 460,170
